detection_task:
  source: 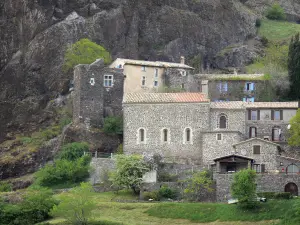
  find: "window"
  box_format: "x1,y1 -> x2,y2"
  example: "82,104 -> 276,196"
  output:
245,82 -> 255,91
90,78 -> 95,86
251,110 -> 258,120
249,127 -> 257,138
218,114 -> 227,129
142,66 -> 146,71
217,133 -> 222,141
139,129 -> 145,143
184,128 -> 192,143
162,129 -> 168,142
154,68 -> 158,77
243,97 -> 255,102
180,70 -> 186,76
154,81 -> 158,87
253,145 -> 261,154
104,75 -> 113,87
218,82 -> 228,93
272,127 -> 281,141
286,164 -> 299,174
181,84 -> 184,89
274,110 -> 280,120
142,76 -> 146,86
253,164 -> 261,173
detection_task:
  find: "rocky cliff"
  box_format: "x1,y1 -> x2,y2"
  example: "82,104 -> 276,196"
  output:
0,0 -> 299,142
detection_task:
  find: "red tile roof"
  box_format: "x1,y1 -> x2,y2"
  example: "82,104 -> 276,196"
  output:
123,93 -> 209,103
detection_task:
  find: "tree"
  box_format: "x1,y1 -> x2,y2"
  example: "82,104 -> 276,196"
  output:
231,169 -> 257,208
288,33 -> 300,100
50,182 -> 96,225
58,142 -> 89,161
288,109 -> 300,146
183,170 -> 214,201
110,155 -> 150,194
63,38 -> 111,72
103,116 -> 123,135
266,3 -> 286,20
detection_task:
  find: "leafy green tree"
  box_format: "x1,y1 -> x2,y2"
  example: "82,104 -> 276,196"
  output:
58,142 -> 89,161
288,109 -> 300,146
231,169 -> 257,208
103,116 -> 123,135
51,182 -> 96,225
110,155 -> 150,194
184,171 -> 214,201
266,3 -> 286,20
288,33 -> 300,100
63,38 -> 111,72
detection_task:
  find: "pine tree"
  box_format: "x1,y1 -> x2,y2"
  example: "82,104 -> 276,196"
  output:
288,33 -> 300,100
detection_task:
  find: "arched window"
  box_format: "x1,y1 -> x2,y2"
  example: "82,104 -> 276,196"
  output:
184,128 -> 192,143
161,128 -> 170,143
218,114 -> 228,129
138,128 -> 146,144
163,129 -> 168,142
287,164 -> 299,174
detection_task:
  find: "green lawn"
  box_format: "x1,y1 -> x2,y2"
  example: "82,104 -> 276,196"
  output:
259,19 -> 300,41
45,190 -> 299,225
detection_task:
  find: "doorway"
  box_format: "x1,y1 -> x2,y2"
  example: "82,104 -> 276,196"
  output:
285,182 -> 298,196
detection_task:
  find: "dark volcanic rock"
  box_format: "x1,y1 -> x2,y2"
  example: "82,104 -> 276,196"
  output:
0,0 -> 298,142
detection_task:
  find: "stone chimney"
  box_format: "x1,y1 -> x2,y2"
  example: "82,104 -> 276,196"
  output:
180,56 -> 185,64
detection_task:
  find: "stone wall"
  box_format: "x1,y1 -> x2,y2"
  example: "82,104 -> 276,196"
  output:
164,68 -> 195,91
202,131 -> 242,165
73,59 -> 124,128
90,158 -> 115,185
215,173 -> 300,202
123,102 -> 210,165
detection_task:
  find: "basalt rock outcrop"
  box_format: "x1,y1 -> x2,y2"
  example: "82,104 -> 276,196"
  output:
0,0 -> 299,143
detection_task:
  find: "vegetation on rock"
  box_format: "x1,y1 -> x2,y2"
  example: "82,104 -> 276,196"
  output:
103,116 -> 123,135
266,3 -> 286,21
288,33 -> 300,100
63,39 -> 111,73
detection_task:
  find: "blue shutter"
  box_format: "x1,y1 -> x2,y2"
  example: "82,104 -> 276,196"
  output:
218,82 -> 222,92
243,97 -> 246,102
250,83 -> 254,91
224,82 -> 228,92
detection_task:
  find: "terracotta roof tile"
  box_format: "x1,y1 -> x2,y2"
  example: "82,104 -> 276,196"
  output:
123,93 -> 209,103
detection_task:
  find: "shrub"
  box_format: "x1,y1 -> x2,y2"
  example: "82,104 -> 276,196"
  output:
116,144 -> 123,154
143,191 -> 160,201
159,185 -> 177,199
58,142 -> 89,161
34,155 -> 91,187
158,173 -> 179,182
63,38 -> 111,73
103,116 -> 123,135
0,182 -> 12,192
257,192 -> 292,199
266,3 -> 286,20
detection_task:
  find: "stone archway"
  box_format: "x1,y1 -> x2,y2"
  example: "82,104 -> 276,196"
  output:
285,182 -> 298,196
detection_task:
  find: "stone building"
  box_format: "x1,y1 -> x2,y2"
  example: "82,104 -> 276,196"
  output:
110,57 -> 194,93
73,59 -> 124,128
123,92 -> 300,200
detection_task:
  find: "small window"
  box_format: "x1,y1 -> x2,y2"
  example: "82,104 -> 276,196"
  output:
251,110 -> 258,120
180,70 -> 186,76
253,164 -> 261,173
184,128 -> 191,143
217,133 -> 222,141
286,164 -> 299,174
104,75 -> 113,87
142,76 -> 146,86
154,68 -> 158,77
90,78 -> 95,86
142,66 -> 146,71
249,127 -> 257,138
274,110 -> 280,120
139,129 -> 145,143
154,81 -> 158,87
245,82 -> 255,91
181,84 -> 184,89
218,114 -> 227,129
253,145 -> 261,154
218,82 -> 228,93
162,129 -> 168,142
272,127 -> 281,141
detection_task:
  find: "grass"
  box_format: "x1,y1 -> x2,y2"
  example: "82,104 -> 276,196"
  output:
259,19 -> 300,41
45,190 -> 297,225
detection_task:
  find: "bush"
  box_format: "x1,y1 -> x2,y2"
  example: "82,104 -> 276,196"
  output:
143,191 -> 160,201
34,155 -> 91,187
0,188 -> 57,225
158,173 -> 179,182
257,192 -> 292,199
103,116 -> 123,135
266,3 -> 286,20
159,185 -> 177,199
58,142 -> 89,161
0,182 -> 12,192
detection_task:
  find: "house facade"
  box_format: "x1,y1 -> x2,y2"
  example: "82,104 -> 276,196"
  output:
110,57 -> 194,93
123,92 -> 300,201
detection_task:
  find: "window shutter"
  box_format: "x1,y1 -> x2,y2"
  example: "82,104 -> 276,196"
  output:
257,110 -> 260,120
252,83 -> 255,91
271,110 -> 274,120
249,127 -> 251,138
250,83 -> 254,91
261,164 -> 265,173
280,110 -> 283,120
272,128 -> 275,141
255,127 -> 257,137
243,97 -> 246,102
248,110 -> 251,120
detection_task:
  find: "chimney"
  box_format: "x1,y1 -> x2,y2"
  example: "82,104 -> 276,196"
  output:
180,56 -> 185,64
